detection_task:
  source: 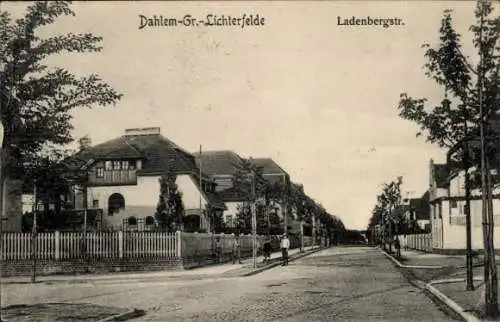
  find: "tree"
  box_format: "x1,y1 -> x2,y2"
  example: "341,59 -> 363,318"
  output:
155,174 -> 184,232
397,1 -> 499,300
369,177 -> 403,252
232,159 -> 268,233
0,1 -> 122,217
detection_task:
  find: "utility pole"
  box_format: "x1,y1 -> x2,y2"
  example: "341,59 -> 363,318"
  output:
31,179 -> 37,283
83,190 -> 89,273
199,145 -> 203,231
464,142 -> 474,291
251,168 -> 257,269
283,174 -> 288,235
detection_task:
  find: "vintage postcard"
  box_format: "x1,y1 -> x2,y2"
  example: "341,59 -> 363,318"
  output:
1,0 -> 500,321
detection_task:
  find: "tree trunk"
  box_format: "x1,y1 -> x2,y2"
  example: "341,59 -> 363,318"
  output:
464,165 -> 474,291
486,160 -> 499,316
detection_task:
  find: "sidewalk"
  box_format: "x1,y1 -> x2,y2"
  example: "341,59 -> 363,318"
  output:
1,246 -> 319,285
382,247 -> 499,321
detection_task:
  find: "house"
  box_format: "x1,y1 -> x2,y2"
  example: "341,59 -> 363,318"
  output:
64,127 -> 225,232
195,150 -> 246,192
402,192 -> 431,232
429,156 -> 500,251
428,159 -> 451,249
195,151 -> 294,230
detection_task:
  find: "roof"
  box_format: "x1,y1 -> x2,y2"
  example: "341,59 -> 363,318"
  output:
432,164 -> 450,189
71,133 -> 200,176
248,158 -> 288,175
194,150 -> 246,177
408,193 -> 430,220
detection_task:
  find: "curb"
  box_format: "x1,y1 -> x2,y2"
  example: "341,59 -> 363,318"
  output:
380,249 -> 446,269
240,247 -> 325,277
379,248 -> 480,322
425,283 -> 481,322
430,277 -> 483,285
96,308 -> 146,322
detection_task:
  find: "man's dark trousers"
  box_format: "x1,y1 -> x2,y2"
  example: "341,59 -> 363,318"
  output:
281,248 -> 288,266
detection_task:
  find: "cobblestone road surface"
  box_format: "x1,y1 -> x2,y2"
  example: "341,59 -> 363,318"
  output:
2,247 -> 457,321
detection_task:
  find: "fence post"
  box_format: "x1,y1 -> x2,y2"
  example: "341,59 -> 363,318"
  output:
118,231 -> 124,259
55,231 -> 60,260
176,230 -> 182,258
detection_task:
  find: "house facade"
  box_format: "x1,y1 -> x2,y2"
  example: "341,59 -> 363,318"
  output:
66,127 -> 225,232
429,157 -> 500,250
428,159 -> 450,249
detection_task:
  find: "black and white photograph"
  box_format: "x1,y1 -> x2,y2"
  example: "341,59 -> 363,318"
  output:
1,0 -> 500,321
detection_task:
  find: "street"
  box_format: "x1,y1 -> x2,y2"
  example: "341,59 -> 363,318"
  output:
2,247 -> 456,321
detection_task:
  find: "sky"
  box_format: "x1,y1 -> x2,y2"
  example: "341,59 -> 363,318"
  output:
4,1 -> 497,230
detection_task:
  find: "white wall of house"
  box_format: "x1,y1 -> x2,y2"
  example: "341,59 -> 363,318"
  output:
86,174 -> 209,230
224,201 -> 240,227
437,170 -> 500,250
179,175 -> 209,210
87,175 -> 159,229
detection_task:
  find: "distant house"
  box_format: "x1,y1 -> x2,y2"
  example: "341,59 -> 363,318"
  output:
402,192 -> 430,232
195,151 -> 293,230
64,127 -> 225,232
195,150 -> 246,192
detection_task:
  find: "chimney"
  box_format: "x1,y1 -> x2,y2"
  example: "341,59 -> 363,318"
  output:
124,127 -> 161,136
78,136 -> 92,150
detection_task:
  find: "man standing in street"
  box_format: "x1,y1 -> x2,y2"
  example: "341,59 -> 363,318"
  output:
280,234 -> 290,266
232,233 -> 242,264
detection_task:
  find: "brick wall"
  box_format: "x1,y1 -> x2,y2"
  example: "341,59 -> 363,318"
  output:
1,257 -> 182,277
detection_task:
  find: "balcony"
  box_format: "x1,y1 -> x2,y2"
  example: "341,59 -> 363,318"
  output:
88,169 -> 137,186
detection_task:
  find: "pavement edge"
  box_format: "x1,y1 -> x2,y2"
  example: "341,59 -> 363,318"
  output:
96,308 -> 146,322
241,247 -> 325,277
379,248 -> 480,322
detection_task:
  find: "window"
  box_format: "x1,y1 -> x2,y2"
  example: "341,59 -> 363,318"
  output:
105,161 -> 113,170
136,160 -> 142,170
113,161 -> 121,170
458,202 -> 464,215
122,160 -> 130,170
92,200 -> 99,208
450,200 -> 457,209
145,216 -> 155,226
129,161 -> 136,170
96,167 -> 104,178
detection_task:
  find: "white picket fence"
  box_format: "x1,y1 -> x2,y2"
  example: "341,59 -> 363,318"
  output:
1,231 -> 178,261
1,231 -> 315,261
398,233 -> 432,252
